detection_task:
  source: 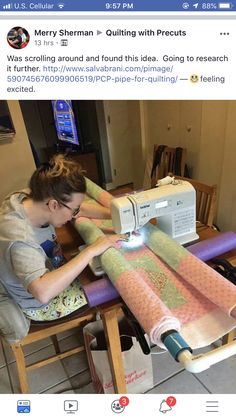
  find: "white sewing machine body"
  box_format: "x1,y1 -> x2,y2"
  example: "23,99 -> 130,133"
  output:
111,180 -> 199,245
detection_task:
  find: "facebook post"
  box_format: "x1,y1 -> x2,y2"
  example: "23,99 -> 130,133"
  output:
0,1 -> 236,418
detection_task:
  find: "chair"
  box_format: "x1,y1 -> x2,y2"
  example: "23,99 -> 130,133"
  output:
9,307 -> 96,393
175,176 -> 217,227
150,145 -> 187,188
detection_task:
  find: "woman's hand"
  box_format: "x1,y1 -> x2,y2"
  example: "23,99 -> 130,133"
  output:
87,235 -> 123,258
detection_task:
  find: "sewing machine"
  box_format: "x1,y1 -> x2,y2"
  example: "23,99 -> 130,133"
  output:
111,179 -> 199,245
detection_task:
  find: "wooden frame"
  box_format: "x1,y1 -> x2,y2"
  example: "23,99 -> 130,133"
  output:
10,309 -> 96,393
8,300 -> 126,394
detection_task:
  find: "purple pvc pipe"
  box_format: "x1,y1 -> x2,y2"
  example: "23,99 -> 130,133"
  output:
187,231 -> 236,262
82,276 -> 120,307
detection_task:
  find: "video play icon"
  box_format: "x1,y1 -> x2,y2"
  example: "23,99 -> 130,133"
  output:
64,400 -> 78,413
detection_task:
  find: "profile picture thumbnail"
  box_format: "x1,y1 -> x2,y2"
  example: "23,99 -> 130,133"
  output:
7,26 -> 30,49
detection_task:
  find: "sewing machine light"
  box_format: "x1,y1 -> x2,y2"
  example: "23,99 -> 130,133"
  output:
121,232 -> 144,249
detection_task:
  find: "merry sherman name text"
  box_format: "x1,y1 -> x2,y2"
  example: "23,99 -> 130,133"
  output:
34,29 -> 93,37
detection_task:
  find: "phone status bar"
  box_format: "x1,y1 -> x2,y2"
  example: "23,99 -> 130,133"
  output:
0,1 -> 235,12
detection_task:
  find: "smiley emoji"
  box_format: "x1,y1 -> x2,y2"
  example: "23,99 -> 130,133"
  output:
190,74 -> 199,83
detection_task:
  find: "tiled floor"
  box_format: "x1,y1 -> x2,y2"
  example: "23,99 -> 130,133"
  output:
0,330 -> 235,394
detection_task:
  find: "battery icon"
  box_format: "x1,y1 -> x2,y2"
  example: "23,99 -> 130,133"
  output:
218,2 -> 233,8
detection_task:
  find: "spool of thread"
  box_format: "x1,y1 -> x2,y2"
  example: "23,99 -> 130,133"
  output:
156,176 -> 174,187
82,276 -> 120,307
187,231 -> 236,262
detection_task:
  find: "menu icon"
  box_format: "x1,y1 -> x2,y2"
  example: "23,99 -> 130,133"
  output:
205,400 -> 219,413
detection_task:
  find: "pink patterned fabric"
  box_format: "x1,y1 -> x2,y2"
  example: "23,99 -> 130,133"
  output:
85,177 -> 112,208
178,254 -> 236,316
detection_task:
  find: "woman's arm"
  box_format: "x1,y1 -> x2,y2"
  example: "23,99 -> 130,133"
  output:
28,235 -> 118,304
79,201 -> 111,219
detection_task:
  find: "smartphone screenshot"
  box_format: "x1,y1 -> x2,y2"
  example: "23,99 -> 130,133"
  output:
0,1 -> 236,418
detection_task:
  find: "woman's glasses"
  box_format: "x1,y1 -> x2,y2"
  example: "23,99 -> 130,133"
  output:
58,201 -> 81,217
47,200 -> 81,217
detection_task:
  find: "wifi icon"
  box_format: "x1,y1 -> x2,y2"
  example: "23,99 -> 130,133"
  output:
57,3 -> 65,8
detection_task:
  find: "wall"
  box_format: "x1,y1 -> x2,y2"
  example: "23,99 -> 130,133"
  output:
103,100 -> 142,189
217,101 -> 236,231
143,100 -> 202,177
96,101 -> 113,185
129,101 -> 143,189
0,101 -> 35,202
141,100 -> 236,231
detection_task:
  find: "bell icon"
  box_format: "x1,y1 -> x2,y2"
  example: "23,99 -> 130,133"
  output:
159,400 -> 172,413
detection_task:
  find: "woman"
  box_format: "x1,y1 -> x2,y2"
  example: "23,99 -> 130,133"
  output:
7,29 -> 22,49
0,154 -> 119,321
18,28 -> 27,44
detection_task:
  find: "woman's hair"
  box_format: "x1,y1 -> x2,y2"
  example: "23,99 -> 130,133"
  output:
29,154 -> 86,202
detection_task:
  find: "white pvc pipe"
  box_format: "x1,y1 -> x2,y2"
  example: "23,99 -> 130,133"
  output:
178,340 -> 236,373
